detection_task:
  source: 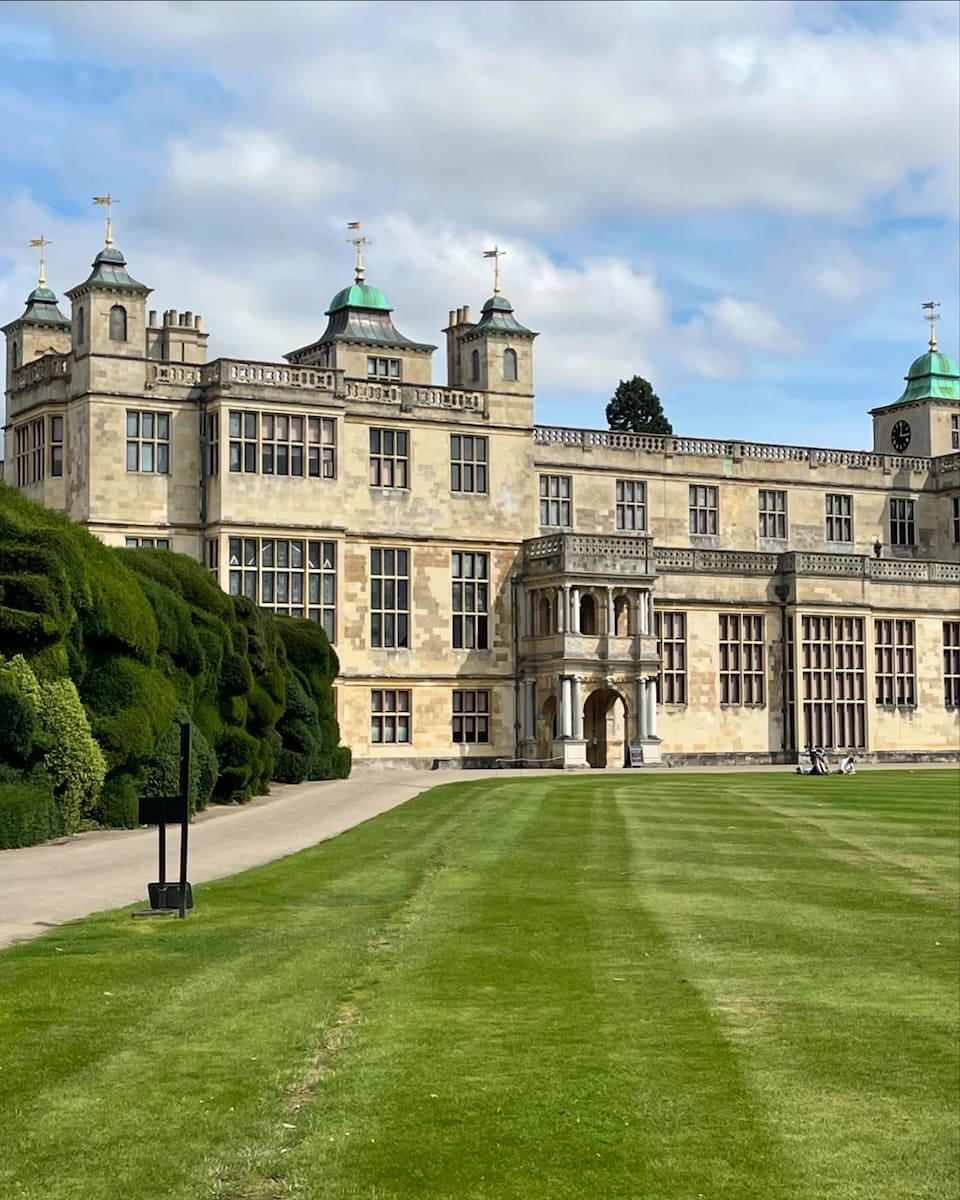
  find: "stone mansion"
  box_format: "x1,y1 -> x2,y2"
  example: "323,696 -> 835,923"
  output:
3,229 -> 959,768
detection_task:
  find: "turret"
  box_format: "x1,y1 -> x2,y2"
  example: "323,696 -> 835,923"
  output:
2,237 -> 71,393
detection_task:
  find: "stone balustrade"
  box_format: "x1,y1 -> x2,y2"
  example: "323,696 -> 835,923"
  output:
654,546 -> 960,583
202,360 -> 338,390
533,425 -> 938,474
523,533 -> 655,577
11,354 -> 70,390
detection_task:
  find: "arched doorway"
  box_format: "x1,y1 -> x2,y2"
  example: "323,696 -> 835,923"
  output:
583,687 -> 629,768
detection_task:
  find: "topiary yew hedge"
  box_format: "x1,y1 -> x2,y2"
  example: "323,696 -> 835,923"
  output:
0,482 -> 350,847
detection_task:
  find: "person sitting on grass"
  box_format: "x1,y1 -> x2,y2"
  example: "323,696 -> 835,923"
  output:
838,755 -> 856,775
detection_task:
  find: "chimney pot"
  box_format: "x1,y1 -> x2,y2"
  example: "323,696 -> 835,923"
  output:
148,310 -> 157,326
194,314 -> 202,330
448,309 -> 456,327
462,304 -> 471,323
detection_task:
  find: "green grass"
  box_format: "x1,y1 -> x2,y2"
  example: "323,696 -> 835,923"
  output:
1,771 -> 957,1200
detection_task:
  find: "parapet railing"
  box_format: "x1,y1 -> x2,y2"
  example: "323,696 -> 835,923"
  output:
11,354 -> 70,390
654,546 -> 960,583
533,425 -> 940,474
342,379 -> 486,413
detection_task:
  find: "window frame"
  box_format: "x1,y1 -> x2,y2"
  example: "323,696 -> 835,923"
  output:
616,479 -> 646,532
719,613 -> 765,706
889,497 -> 917,547
452,690 -> 490,743
502,347 -> 518,381
370,547 -> 410,648
655,611 -> 687,705
688,484 -> 719,535
758,489 -> 787,540
369,428 -> 409,489
539,474 -> 572,528
944,621 -> 960,708
874,618 -> 916,707
371,688 -> 411,744
450,434 -> 488,495
124,536 -> 170,550
126,410 -> 170,475
109,304 -> 127,342
452,551 -> 489,650
825,493 -> 853,543
366,356 -> 401,381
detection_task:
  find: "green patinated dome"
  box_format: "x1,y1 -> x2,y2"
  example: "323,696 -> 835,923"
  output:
895,349 -> 960,403
327,282 -> 391,313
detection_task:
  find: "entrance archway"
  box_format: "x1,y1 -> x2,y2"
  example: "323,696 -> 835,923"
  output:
583,687 -> 629,768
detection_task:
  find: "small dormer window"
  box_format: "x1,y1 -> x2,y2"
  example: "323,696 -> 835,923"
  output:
503,347 -> 517,381
367,356 -> 400,380
76,307 -> 85,345
110,305 -> 127,342
470,349 -> 480,382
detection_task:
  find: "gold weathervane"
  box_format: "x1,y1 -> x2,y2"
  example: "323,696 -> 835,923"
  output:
346,221 -> 370,284
28,236 -> 51,288
483,245 -> 506,296
92,194 -> 116,247
922,300 -> 940,352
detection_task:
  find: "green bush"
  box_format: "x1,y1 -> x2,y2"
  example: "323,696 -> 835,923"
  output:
82,657 -> 177,773
0,781 -> 62,848
0,662 -> 39,764
37,677 -> 107,834
96,772 -> 141,830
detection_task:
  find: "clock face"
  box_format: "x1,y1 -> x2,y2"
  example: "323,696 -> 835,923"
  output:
891,420 -> 911,452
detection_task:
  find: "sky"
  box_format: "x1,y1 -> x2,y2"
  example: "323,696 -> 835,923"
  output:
1,0 -> 958,450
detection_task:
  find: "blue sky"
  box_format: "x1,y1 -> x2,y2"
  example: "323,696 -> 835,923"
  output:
1,0 -> 958,449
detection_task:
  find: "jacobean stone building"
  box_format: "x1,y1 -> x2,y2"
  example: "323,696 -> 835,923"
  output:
3,233 -> 959,768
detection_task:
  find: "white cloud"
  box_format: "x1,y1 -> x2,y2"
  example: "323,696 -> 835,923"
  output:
27,0 -> 960,228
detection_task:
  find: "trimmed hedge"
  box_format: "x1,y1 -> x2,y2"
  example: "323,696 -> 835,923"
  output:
0,781 -> 62,849
0,483 -> 351,830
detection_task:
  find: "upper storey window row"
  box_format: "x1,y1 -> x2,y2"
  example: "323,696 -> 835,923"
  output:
226,411 -> 336,478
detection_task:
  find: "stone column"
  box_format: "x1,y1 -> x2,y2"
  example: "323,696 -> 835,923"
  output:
647,591 -> 655,635
607,589 -> 616,635
526,681 -> 537,739
561,676 -> 573,738
637,678 -> 647,738
638,590 -> 650,635
646,678 -> 658,739
557,588 -> 566,634
571,676 -> 582,738
570,586 -> 581,633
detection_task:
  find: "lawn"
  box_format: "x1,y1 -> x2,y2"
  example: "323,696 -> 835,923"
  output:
1,771 -> 957,1200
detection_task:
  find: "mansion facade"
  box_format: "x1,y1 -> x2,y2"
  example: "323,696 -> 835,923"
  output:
3,234 -> 959,768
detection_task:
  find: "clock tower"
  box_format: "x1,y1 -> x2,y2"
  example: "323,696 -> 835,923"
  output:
870,303 -> 960,458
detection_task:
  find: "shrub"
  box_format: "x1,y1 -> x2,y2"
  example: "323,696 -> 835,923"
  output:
0,781 -> 62,849
82,657 -> 177,773
0,662 -> 39,765
96,772 -> 141,830
37,678 -> 107,834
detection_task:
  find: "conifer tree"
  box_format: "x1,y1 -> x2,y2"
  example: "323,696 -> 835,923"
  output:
606,376 -> 673,434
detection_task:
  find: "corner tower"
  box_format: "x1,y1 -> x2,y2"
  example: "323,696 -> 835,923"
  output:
871,303 -> 960,457
2,239 -> 71,392
444,247 -> 537,395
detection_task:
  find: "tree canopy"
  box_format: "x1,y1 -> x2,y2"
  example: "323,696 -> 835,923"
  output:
606,376 -> 673,434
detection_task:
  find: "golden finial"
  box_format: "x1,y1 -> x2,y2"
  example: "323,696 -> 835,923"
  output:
28,236 -> 51,288
922,301 -> 940,351
482,245 -> 506,296
92,194 -> 116,247
346,221 -> 370,284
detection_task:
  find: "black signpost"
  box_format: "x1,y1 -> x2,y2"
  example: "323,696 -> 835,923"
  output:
134,722 -> 193,919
